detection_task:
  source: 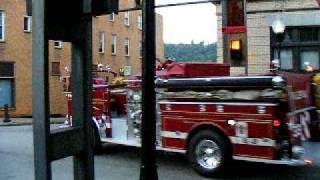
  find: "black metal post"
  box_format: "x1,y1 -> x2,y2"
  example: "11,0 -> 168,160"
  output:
276,33 -> 284,63
139,0 -> 158,179
277,42 -> 281,61
72,15 -> 95,180
32,0 -> 51,179
3,104 -> 11,123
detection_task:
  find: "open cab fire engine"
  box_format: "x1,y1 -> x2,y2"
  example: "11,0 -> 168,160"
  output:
63,61 -> 318,177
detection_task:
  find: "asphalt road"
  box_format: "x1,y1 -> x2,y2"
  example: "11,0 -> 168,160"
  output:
1,125 -> 320,180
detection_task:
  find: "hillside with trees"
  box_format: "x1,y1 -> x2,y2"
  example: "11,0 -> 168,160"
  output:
164,41 -> 217,62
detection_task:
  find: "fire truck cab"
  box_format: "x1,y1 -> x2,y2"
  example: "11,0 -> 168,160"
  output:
65,62 -> 317,177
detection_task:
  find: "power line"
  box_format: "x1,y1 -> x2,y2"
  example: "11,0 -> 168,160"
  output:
117,0 -> 220,12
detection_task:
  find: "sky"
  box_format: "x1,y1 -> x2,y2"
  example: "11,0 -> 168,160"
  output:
155,0 -> 217,44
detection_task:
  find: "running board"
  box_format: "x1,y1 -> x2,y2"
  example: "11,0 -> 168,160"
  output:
233,156 -> 307,166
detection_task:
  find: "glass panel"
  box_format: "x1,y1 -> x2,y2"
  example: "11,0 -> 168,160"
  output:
0,63 -> 14,77
300,50 -> 319,70
227,0 -> 244,26
283,30 -> 293,42
276,49 -> 293,70
280,49 -> 293,70
0,26 -> 2,39
0,12 -> 2,25
111,35 -> 116,54
0,80 -> 13,107
99,32 -> 104,53
300,28 -> 319,42
51,62 -> 61,76
24,17 -> 28,31
125,38 -> 129,56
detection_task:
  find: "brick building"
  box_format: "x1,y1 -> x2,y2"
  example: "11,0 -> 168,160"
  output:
216,0 -> 320,75
0,0 -> 164,116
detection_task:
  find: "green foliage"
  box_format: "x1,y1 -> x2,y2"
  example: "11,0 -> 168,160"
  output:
164,41 -> 217,62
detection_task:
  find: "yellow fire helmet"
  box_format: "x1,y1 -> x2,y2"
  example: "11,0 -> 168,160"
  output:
313,73 -> 320,84
112,76 -> 126,85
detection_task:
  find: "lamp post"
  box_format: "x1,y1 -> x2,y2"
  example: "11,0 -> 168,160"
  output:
272,16 -> 286,68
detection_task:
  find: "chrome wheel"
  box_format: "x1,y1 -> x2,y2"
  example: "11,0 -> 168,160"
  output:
195,140 -> 222,170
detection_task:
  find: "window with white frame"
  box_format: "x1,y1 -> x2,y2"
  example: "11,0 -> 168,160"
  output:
138,14 -> 142,30
54,41 -> 62,49
0,11 -> 5,41
109,13 -> 115,22
111,34 -> 117,55
124,38 -> 130,56
24,16 -> 31,32
98,32 -> 105,53
124,12 -> 130,26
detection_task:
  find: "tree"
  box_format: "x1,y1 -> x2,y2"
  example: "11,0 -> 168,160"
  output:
164,42 -> 217,62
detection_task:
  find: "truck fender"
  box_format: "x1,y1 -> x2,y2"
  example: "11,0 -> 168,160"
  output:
186,122 -> 231,151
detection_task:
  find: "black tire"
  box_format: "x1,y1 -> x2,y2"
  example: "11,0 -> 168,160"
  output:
187,130 -> 230,177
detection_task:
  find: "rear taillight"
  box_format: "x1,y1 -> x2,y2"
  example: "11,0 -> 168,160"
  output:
273,119 -> 281,127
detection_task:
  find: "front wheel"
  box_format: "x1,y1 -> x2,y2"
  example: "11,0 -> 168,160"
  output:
187,130 -> 229,177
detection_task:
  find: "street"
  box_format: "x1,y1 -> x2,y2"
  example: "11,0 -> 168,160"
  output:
1,125 -> 320,180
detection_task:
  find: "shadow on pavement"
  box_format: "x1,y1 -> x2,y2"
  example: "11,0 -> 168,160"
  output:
97,142 -> 320,179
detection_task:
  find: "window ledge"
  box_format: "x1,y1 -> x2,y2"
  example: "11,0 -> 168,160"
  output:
0,107 -> 16,111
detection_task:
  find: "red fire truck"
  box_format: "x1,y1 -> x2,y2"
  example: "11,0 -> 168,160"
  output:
63,61 -> 319,177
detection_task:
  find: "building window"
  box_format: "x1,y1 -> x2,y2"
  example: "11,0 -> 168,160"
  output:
138,14 -> 142,30
24,16 -> 31,32
271,26 -> 320,71
0,11 -> 5,41
54,41 -> 62,49
0,62 -> 15,108
98,32 -> 105,53
51,62 -> 61,76
109,13 -> 115,22
124,38 -> 130,56
124,12 -> 130,26
111,34 -> 117,55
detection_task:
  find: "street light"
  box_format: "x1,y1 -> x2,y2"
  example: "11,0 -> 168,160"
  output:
272,16 -> 286,69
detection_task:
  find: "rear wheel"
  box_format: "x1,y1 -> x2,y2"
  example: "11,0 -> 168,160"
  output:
187,130 -> 229,177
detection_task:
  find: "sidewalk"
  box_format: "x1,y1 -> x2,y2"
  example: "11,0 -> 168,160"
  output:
0,117 -> 66,126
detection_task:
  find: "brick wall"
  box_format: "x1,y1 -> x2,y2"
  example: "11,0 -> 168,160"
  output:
0,0 -> 164,116
216,0 -> 319,75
